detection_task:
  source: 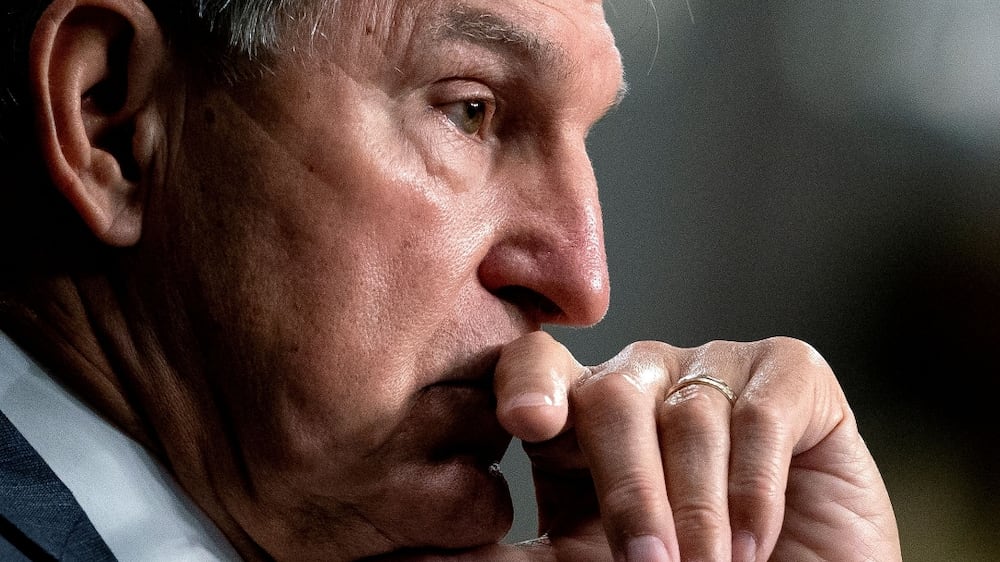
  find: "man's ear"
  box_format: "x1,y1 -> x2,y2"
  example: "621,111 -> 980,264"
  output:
30,0 -> 168,247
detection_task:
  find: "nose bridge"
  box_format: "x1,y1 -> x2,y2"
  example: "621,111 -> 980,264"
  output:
480,133 -> 610,327
541,137 -> 608,291
537,134 -> 611,324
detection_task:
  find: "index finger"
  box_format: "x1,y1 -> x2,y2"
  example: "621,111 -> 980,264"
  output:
494,331 -> 584,443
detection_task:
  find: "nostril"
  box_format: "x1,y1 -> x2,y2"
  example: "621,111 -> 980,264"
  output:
493,286 -> 564,323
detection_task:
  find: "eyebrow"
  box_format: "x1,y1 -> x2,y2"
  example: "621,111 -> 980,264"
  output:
436,6 -> 629,106
438,6 -> 559,66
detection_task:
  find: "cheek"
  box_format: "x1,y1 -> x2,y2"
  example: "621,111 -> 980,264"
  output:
161,91 -> 498,460
149,80 -> 517,553
208,137 -> 512,556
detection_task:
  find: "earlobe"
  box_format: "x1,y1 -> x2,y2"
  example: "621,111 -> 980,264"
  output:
30,0 -> 167,247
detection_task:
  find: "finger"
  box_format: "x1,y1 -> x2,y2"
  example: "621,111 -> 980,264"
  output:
726,337 -> 838,562
572,358 -> 678,562
659,372 -> 734,561
657,340 -> 757,560
495,331 -> 584,442
776,413 -> 901,561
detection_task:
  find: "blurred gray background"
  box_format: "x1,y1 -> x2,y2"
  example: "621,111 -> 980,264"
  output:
500,1 -> 1000,560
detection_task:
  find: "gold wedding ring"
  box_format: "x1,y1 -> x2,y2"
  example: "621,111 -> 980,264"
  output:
665,373 -> 737,406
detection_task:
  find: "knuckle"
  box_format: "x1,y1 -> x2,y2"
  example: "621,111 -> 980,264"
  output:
685,339 -> 736,370
621,339 -> 673,358
684,339 -> 749,376
701,338 -> 738,352
599,471 -> 664,519
760,336 -> 830,369
660,389 -> 725,430
574,367 -> 642,406
733,399 -> 788,438
671,499 -> 729,535
729,462 -> 785,505
693,339 -> 740,359
591,340 -> 674,376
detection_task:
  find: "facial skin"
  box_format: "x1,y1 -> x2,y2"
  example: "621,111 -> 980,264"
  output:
16,0 -> 903,559
121,0 -> 622,558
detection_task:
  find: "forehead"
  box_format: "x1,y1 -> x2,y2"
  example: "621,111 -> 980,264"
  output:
332,0 -> 611,38
320,0 -> 623,87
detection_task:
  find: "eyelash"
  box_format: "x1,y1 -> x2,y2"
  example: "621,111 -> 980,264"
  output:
438,98 -> 495,138
430,80 -> 498,140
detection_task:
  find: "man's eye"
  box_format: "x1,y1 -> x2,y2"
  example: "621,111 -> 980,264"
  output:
441,100 -> 490,136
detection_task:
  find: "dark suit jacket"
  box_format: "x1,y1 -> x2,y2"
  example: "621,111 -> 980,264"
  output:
0,411 -> 115,561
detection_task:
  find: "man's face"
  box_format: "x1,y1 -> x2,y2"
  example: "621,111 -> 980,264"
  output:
136,0 -> 622,557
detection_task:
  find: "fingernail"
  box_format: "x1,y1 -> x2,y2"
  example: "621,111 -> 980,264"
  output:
504,392 -> 554,411
626,535 -> 669,562
732,531 -> 757,562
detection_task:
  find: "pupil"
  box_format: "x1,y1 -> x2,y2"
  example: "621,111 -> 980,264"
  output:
464,101 -> 485,133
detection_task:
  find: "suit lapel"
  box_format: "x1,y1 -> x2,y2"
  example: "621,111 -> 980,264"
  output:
0,411 -> 115,561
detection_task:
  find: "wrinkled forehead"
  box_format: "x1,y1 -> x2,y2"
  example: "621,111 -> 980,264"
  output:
317,0 -> 622,83
329,0 -> 611,37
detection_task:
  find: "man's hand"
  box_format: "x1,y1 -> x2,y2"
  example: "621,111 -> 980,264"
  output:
497,332 -> 900,561
390,331 -> 901,561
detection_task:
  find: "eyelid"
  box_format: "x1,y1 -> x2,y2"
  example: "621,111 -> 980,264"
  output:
428,79 -> 497,106
428,79 -> 499,138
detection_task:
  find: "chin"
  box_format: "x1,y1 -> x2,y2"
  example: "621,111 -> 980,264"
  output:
259,381 -> 517,559
254,458 -> 514,562
383,454 -> 516,550
359,382 -> 515,548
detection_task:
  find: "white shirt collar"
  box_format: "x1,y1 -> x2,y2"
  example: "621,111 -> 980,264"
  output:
0,330 -> 243,561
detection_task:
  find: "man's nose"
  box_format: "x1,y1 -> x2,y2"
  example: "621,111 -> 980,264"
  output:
478,138 -> 611,327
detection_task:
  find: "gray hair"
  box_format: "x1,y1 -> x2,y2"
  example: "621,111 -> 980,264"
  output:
188,0 -> 334,60
0,0 -> 330,153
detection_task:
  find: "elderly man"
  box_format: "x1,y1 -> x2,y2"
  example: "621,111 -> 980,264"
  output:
0,0 -> 900,560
